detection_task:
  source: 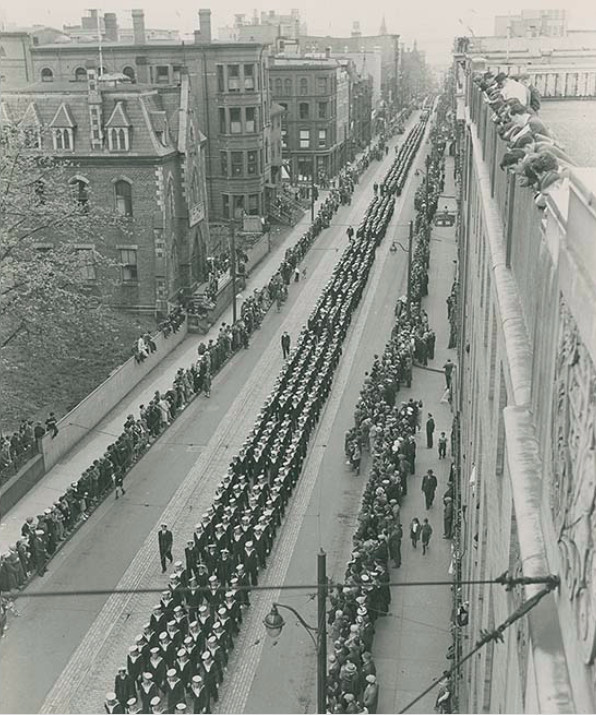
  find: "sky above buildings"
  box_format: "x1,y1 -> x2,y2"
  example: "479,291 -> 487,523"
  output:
3,0 -> 596,65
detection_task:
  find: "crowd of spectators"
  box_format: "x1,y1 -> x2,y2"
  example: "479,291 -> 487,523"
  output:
132,308 -> 186,364
103,118 -> 430,713
328,97 -> 457,714
474,71 -> 574,208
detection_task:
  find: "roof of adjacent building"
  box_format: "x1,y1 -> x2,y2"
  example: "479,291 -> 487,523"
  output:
540,99 -> 596,167
1,82 -> 185,157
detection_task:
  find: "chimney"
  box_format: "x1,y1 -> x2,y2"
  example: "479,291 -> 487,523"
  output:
104,13 -> 119,42
195,9 -> 212,44
131,9 -> 146,45
325,46 -> 331,59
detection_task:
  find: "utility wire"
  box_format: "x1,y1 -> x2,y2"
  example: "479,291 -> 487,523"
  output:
4,572 -> 558,601
397,579 -> 558,713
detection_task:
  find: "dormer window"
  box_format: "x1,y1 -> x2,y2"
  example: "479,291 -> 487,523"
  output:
108,127 -> 129,151
53,128 -> 73,151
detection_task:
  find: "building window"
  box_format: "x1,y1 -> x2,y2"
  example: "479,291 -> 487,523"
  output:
219,108 -> 226,134
247,193 -> 259,215
155,65 -> 170,84
53,128 -> 73,151
318,101 -> 328,119
108,127 -> 129,151
221,151 -> 228,176
317,76 -> 328,94
122,66 -> 136,82
247,150 -> 258,175
244,64 -> 255,91
318,129 -> 327,148
275,78 -> 283,95
172,65 -> 183,83
299,102 -> 310,119
119,248 -> 138,282
70,178 -> 89,211
217,65 -> 224,92
245,107 -> 256,133
281,129 -> 288,150
231,151 -> 243,177
97,66 -> 108,77
299,129 -> 310,149
74,67 -> 87,82
228,64 -> 240,92
41,68 -> 54,83
233,194 -> 245,219
114,180 -> 133,216
299,77 -> 308,95
284,78 -> 292,96
230,108 -> 242,134
76,247 -> 96,280
222,194 -> 230,219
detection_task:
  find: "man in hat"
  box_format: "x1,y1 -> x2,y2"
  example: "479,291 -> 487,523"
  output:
281,331 -> 291,359
190,673 -> 210,714
216,549 -> 233,587
200,650 -> 219,704
363,674 -> 379,714
421,518 -> 433,555
425,413 -> 435,449
158,524 -> 174,573
243,541 -> 259,586
150,695 -> 163,714
126,645 -> 144,685
421,469 -> 438,510
114,666 -> 136,709
164,668 -> 186,713
443,359 -> 455,389
104,692 -> 124,714
443,496 -> 454,539
146,647 -> 167,689
138,672 -> 159,713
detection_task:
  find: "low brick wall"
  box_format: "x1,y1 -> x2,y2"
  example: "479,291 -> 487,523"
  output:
40,323 -> 188,472
0,454 -> 45,516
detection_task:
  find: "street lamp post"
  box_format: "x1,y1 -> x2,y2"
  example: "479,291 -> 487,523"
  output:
263,549 -> 327,713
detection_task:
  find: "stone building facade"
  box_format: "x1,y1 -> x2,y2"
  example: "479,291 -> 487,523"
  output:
1,70 -> 209,315
0,10 -> 279,224
454,59 -> 596,712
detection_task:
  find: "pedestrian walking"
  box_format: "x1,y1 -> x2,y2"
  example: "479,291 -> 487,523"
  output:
294,267 -> 300,283
114,471 -> 126,499
443,359 -> 455,389
426,413 -> 435,448
438,431 -> 448,459
421,469 -> 438,509
346,225 -> 354,242
410,517 -> 421,549
421,518 -> 433,555
158,523 -> 173,573
373,182 -> 378,195
281,331 -> 291,359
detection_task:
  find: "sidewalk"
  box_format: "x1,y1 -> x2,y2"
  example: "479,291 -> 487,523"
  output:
373,156 -> 458,714
0,196 -> 327,553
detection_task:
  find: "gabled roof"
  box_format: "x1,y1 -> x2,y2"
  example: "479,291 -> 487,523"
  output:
49,102 -> 77,129
20,102 -> 43,127
105,101 -> 131,128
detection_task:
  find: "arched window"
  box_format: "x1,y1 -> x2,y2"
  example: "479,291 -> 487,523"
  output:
284,78 -> 292,96
122,66 -> 136,83
275,78 -> 283,96
190,169 -> 201,206
41,68 -> 54,83
74,67 -> 87,82
53,128 -> 73,151
69,177 -> 89,212
299,77 -> 308,95
114,180 -> 132,216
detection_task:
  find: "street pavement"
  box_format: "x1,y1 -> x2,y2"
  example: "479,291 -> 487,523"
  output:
217,123 -> 443,715
0,114 -> 422,715
373,157 -> 458,715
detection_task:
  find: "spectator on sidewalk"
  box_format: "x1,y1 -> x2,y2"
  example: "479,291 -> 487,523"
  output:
438,431 -> 448,459
410,517 -> 421,548
421,518 -> 433,555
443,359 -> 455,388
159,524 -> 174,573
443,496 -> 454,539
426,413 -> 435,448
363,674 -> 379,714
388,522 -> 402,568
46,413 -> 59,438
422,469 -> 438,509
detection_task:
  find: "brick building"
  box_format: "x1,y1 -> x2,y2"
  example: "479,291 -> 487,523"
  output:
1,69 -> 210,315
269,56 -> 349,183
0,10 -> 280,225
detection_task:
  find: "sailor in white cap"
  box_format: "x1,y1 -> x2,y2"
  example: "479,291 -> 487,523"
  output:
164,668 -> 185,713
138,672 -> 159,713
114,665 -> 136,708
190,673 -> 210,714
149,694 -> 163,714
104,692 -> 122,714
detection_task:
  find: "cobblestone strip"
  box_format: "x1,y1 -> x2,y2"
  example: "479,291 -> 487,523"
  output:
217,131 -> 430,713
40,196 -> 365,715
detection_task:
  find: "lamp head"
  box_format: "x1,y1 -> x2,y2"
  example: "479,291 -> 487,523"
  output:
263,604 -> 285,639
